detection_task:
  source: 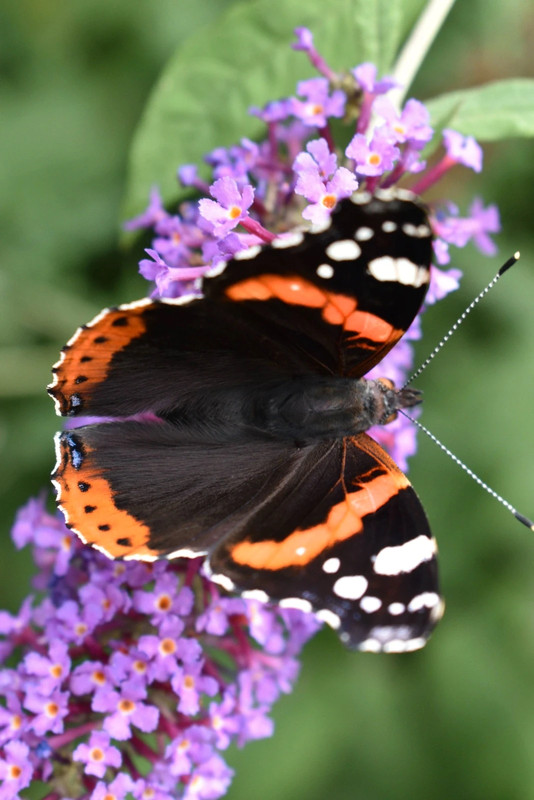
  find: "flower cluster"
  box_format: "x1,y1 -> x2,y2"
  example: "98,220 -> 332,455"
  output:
126,28 -> 499,470
0,496 -> 319,800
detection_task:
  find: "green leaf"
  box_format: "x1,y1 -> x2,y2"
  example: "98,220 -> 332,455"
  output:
426,78 -> 534,141
123,0 -> 427,221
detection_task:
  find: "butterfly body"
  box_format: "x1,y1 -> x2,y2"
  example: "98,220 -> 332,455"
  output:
49,190 -> 444,652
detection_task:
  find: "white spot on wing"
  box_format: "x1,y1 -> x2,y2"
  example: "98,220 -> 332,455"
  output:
310,218 -> 331,234
373,535 -> 437,576
374,188 -> 395,201
242,589 -> 270,603
123,552 -> 159,563
350,191 -> 371,205
394,188 -> 416,201
359,638 -> 382,652
316,264 -> 334,279
402,222 -> 432,238
272,231 -> 305,248
383,637 -> 426,653
209,573 -> 236,592
325,239 -> 361,262
354,226 -> 374,241
367,256 -> 428,287
322,557 -> 340,574
204,260 -> 227,278
382,220 -> 397,233
233,245 -> 262,261
166,548 -> 207,560
407,592 -> 441,613
279,597 -> 313,613
333,575 -> 368,600
316,609 -> 341,629
360,596 -> 382,613
388,602 -> 405,616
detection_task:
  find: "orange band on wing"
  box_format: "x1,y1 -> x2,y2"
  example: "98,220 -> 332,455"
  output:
54,437 -> 155,559
49,305 -> 149,416
225,275 -> 400,343
230,469 -> 410,571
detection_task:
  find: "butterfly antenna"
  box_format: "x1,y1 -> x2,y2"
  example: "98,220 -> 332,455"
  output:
402,252 -> 520,389
399,409 -> 534,531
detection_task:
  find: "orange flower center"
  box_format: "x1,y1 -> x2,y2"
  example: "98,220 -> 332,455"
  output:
321,194 -> 337,209
118,699 -> 135,715
160,638 -> 176,655
228,205 -> 242,220
156,594 -> 172,611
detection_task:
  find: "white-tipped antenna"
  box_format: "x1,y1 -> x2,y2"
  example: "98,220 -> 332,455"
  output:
403,252 -> 520,390
400,250 -> 533,531
400,409 -> 534,531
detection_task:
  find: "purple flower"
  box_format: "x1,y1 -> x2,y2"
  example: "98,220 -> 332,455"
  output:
0,694 -> 28,746
425,266 -> 463,305
0,740 -> 33,798
93,684 -> 159,741
433,199 -> 500,256
91,773 -> 135,800
196,597 -> 245,637
139,249 -> 207,299
165,726 -> 214,777
443,129 -> 483,172
346,128 -> 400,176
23,688 -> 69,735
185,754 -> 234,800
198,177 -> 255,237
352,62 -> 397,95
23,640 -> 71,694
290,77 -> 346,127
291,28 -> 338,82
171,661 -> 218,716
374,97 -> 433,146
124,188 -> 168,231
133,574 -> 193,620
468,197 -> 501,255
73,731 -> 122,778
293,138 -> 358,223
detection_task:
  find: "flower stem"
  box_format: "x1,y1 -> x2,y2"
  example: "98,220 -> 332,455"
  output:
390,0 -> 457,108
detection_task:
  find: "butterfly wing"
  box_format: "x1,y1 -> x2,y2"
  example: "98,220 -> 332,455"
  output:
53,417 -> 440,650
209,431 -> 441,651
48,192 -> 432,418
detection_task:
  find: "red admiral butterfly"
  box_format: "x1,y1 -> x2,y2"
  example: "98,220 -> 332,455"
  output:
49,189 -> 444,653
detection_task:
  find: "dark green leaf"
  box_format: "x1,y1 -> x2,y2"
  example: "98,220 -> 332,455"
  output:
426,78 -> 534,141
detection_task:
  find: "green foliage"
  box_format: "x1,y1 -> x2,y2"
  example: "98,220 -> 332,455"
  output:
427,78 -> 534,140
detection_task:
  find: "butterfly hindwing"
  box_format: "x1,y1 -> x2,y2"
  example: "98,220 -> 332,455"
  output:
209,432 -> 441,652
53,418 -> 441,651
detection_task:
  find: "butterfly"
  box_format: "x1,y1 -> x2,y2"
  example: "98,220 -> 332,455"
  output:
48,188 -> 443,653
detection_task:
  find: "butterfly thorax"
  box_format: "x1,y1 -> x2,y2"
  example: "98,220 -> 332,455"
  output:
243,376 -> 422,443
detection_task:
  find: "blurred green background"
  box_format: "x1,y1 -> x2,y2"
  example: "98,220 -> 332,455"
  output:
1,1 -> 533,799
